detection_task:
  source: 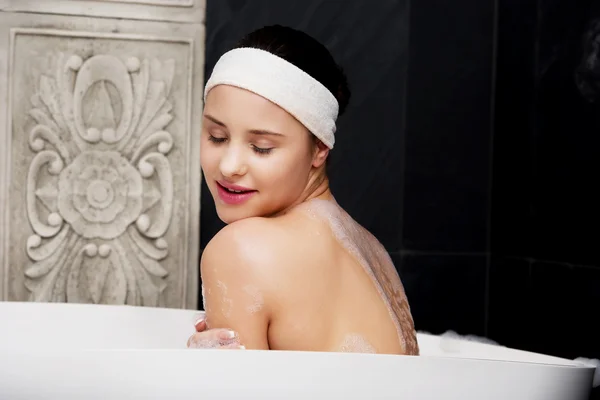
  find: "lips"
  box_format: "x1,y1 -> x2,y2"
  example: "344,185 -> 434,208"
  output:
215,181 -> 257,205
217,181 -> 254,192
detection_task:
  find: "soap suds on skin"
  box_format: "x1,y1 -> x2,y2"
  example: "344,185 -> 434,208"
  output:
300,199 -> 419,355
201,284 -> 213,312
243,284 -> 264,314
216,280 -> 233,318
201,284 -> 207,310
187,331 -> 240,349
204,282 -> 262,318
339,333 -> 376,354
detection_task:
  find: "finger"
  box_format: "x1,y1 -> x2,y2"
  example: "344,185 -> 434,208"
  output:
187,337 -> 240,349
194,318 -> 207,332
221,343 -> 246,350
186,329 -> 240,349
216,329 -> 239,342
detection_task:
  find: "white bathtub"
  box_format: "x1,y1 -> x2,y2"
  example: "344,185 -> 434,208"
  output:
0,302 -> 594,400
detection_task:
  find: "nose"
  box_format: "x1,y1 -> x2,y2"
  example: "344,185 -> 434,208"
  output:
219,144 -> 247,178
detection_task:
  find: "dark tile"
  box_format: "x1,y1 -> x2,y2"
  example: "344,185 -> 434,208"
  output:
487,257 -> 533,350
200,180 -> 225,249
528,262 -> 600,360
490,0 -> 538,257
203,0 -> 410,251
394,252 -> 487,337
329,44 -> 407,252
492,1 -> 600,265
402,0 -> 496,252
528,3 -> 600,265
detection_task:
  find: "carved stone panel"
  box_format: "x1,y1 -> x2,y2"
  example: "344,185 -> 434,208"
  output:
0,0 -> 205,23
89,0 -> 193,5
0,13 -> 204,309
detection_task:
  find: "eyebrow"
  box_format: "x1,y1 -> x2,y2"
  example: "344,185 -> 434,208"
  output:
204,114 -> 226,127
204,114 -> 284,137
248,129 -> 284,137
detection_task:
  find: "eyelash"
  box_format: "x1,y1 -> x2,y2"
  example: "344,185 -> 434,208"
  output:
207,135 -> 226,144
207,135 -> 273,155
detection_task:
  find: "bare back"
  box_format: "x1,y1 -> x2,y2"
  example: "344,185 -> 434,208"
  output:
267,198 -> 419,355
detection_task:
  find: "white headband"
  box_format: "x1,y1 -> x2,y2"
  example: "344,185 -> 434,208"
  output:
204,47 -> 339,149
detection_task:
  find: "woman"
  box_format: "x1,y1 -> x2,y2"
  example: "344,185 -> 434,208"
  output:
187,25 -> 419,355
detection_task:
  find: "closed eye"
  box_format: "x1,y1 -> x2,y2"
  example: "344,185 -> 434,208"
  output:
251,145 -> 273,155
207,135 -> 226,144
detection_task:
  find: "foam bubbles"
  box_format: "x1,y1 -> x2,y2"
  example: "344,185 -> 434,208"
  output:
187,334 -> 240,349
435,330 -> 599,387
573,357 -> 600,388
298,199 -> 419,355
216,280 -> 233,318
439,330 -> 502,346
201,284 -> 207,311
201,284 -> 214,313
339,333 -> 377,354
243,285 -> 264,314
432,330 -> 504,353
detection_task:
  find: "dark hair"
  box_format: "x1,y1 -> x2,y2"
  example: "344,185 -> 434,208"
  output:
234,25 -> 351,116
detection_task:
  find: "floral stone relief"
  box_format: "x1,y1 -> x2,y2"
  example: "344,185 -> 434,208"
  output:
17,51 -> 181,307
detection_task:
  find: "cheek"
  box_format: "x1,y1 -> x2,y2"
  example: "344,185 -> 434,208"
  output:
200,143 -> 219,172
256,152 -> 311,192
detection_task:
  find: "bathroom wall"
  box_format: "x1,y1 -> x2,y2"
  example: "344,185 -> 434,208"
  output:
488,0 -> 600,363
0,0 -> 205,309
398,0 -> 495,338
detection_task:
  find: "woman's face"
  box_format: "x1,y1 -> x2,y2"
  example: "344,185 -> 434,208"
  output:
201,84 -> 323,224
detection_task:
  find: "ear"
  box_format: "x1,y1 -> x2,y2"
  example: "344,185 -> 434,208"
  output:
312,139 -> 329,168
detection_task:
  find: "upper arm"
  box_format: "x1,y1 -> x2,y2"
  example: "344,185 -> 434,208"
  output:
200,219 -> 280,350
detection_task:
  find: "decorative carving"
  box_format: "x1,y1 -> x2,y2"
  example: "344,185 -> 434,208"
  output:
23,52 -> 176,306
0,1 -> 205,24
57,151 -> 144,240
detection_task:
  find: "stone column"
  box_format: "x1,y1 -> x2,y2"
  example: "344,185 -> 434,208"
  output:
0,0 -> 205,309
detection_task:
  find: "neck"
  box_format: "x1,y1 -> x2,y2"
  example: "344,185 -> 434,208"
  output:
303,172 -> 333,203
274,168 -> 333,217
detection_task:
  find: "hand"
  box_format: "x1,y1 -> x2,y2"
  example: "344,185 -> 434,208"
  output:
186,318 -> 245,349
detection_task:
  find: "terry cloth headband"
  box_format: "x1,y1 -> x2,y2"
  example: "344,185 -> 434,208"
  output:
203,47 -> 339,149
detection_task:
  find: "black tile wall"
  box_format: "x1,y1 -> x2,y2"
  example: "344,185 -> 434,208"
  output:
394,252 -> 488,337
492,0 -> 600,264
199,180 -> 224,250
489,0 -> 537,258
402,0 -> 496,253
529,0 -> 600,265
490,0 -> 600,369
487,257 -> 533,350
528,261 -> 600,360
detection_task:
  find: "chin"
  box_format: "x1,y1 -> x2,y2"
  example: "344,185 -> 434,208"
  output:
215,206 -> 255,225
217,214 -> 239,225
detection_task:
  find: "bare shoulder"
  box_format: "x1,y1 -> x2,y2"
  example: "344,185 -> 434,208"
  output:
200,218 -> 281,348
201,214 -> 326,348
208,216 -> 285,248
202,217 -> 282,292
204,217 -> 290,272
204,212 -> 325,272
